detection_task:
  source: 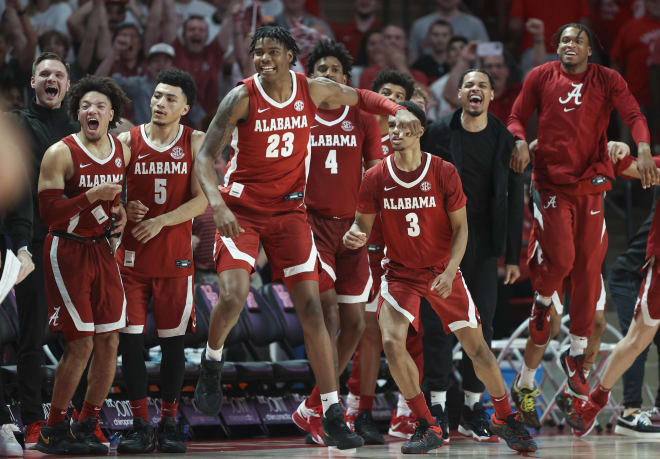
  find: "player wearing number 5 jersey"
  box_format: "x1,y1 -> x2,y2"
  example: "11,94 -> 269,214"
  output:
345,101 -> 536,454
193,25 -> 422,450
114,69 -> 207,454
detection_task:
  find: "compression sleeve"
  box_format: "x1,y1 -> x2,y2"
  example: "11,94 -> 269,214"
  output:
355,88 -> 404,117
38,189 -> 90,226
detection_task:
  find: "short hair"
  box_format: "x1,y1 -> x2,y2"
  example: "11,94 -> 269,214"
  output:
355,28 -> 382,67
249,25 -> 299,66
448,35 -> 468,48
397,100 -> 426,127
305,40 -> 353,79
32,52 -> 70,77
371,69 -> 415,100
38,30 -> 70,58
458,68 -> 495,89
428,19 -> 453,35
154,68 -> 197,108
412,85 -> 429,106
551,23 -> 601,53
182,15 -> 207,33
67,76 -> 128,129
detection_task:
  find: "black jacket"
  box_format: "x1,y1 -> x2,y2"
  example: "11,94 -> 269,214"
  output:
422,109 -> 524,265
11,99 -> 79,242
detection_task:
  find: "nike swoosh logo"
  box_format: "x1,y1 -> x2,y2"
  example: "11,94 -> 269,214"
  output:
311,125 -> 319,129
567,367 -> 576,377
137,154 -> 150,160
80,163 -> 92,168
384,186 -> 397,191
391,421 -> 402,430
40,433 -> 50,444
257,108 -> 270,113
563,107 -> 576,112
590,210 -> 600,215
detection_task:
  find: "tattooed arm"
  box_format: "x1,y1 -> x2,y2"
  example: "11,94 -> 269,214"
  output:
193,85 -> 250,238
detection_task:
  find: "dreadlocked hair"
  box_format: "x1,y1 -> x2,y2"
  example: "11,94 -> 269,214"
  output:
551,23 -> 602,55
305,40 -> 353,79
249,25 -> 299,66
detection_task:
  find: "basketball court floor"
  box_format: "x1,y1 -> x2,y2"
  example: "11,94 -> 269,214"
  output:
20,432 -> 660,457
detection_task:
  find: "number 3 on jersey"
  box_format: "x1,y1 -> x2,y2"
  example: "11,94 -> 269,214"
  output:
155,178 -> 167,204
406,212 -> 420,237
266,132 -> 294,158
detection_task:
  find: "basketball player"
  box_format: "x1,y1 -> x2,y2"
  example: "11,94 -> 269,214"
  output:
344,100 -> 536,454
291,40 -> 383,445
507,23 -> 656,424
114,69 -> 207,454
36,76 -> 130,455
192,25 -> 421,450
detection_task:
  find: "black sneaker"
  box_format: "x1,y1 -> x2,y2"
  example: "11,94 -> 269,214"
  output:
70,418 -> 108,454
614,410 -> 660,438
156,416 -> 187,453
458,402 -> 497,442
117,417 -> 156,453
401,418 -> 443,454
354,410 -> 384,444
322,403 -> 364,449
490,413 -> 537,452
35,421 -> 90,455
194,349 -> 224,416
430,404 -> 450,445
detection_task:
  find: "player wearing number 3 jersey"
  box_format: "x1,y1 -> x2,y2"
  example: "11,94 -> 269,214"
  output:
193,25 -> 422,450
345,101 -> 536,454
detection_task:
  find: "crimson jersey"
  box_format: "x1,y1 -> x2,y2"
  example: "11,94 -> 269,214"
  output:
358,153 -> 466,268
508,61 -> 650,190
367,134 -> 393,247
305,106 -> 381,218
222,71 -> 317,212
116,124 -> 194,277
53,134 -> 124,237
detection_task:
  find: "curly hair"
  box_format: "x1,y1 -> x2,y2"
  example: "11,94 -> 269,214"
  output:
371,69 -> 415,100
154,68 -> 197,109
67,76 -> 128,129
305,40 -> 353,79
249,25 -> 300,66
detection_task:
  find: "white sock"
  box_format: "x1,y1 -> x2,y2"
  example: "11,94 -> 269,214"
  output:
464,390 -> 481,408
430,391 -> 446,409
569,334 -> 588,357
518,364 -> 537,389
321,391 -> 339,415
583,369 -> 590,378
397,393 -> 411,416
536,294 -> 552,306
206,343 -> 223,361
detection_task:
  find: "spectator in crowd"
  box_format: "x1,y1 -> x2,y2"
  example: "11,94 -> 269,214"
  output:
411,19 -> 452,83
409,0 -> 489,64
589,0 -> 640,59
107,23 -> 145,77
359,25 -> 428,89
428,35 -> 467,120
95,42 -> 175,125
332,0 -> 383,60
274,0 -> 334,39
481,51 -> 522,123
67,0 -> 113,74
351,28 -> 384,87
174,0 -> 215,30
1,1 -> 37,103
26,0 -> 72,38
105,0 -> 131,30
509,0 -> 590,73
410,84 -> 431,116
611,0 -> 660,115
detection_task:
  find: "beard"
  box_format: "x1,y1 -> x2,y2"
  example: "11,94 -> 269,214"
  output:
465,108 -> 483,117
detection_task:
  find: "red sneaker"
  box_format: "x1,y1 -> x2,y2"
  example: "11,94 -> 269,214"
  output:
529,296 -> 551,345
559,350 -> 589,397
388,408 -> 416,439
23,420 -> 44,449
292,399 -> 323,445
72,408 -> 109,447
570,399 -> 600,437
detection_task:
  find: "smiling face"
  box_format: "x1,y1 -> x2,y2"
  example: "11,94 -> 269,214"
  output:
458,71 -> 493,116
252,37 -> 293,81
78,91 -> 114,142
311,56 -> 347,84
557,26 -> 591,71
150,83 -> 190,126
31,59 -> 70,109
183,18 -> 209,54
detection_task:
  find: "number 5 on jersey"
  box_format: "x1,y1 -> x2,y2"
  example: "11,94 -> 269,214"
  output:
155,178 -> 167,204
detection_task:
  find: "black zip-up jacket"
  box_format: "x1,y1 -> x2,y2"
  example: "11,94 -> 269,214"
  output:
422,109 -> 524,265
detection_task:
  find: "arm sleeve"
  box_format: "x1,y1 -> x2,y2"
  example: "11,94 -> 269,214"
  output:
442,163 -> 467,212
507,66 -> 541,139
610,71 -> 651,145
38,189 -> 90,227
357,168 -> 380,214
4,188 -> 33,250
360,111 -> 383,162
356,88 -> 403,116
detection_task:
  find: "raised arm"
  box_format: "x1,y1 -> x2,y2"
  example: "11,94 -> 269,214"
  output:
193,85 -> 249,238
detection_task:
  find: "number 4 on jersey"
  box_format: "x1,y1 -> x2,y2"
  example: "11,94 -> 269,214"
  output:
325,149 -> 338,174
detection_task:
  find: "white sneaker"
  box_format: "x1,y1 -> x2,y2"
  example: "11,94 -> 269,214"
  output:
645,407 -> 660,424
615,411 -> 660,438
0,424 -> 23,457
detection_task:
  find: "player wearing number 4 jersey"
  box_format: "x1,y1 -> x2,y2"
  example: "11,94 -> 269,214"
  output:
193,25 -> 422,450
114,69 -> 207,454
292,40 -> 382,446
344,101 -> 536,454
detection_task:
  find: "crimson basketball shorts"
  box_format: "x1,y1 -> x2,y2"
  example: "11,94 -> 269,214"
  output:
366,246 -> 385,309
119,272 -> 196,337
43,234 -> 126,341
307,212 -> 372,303
378,261 -> 481,334
214,205 -> 318,289
634,257 -> 660,327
